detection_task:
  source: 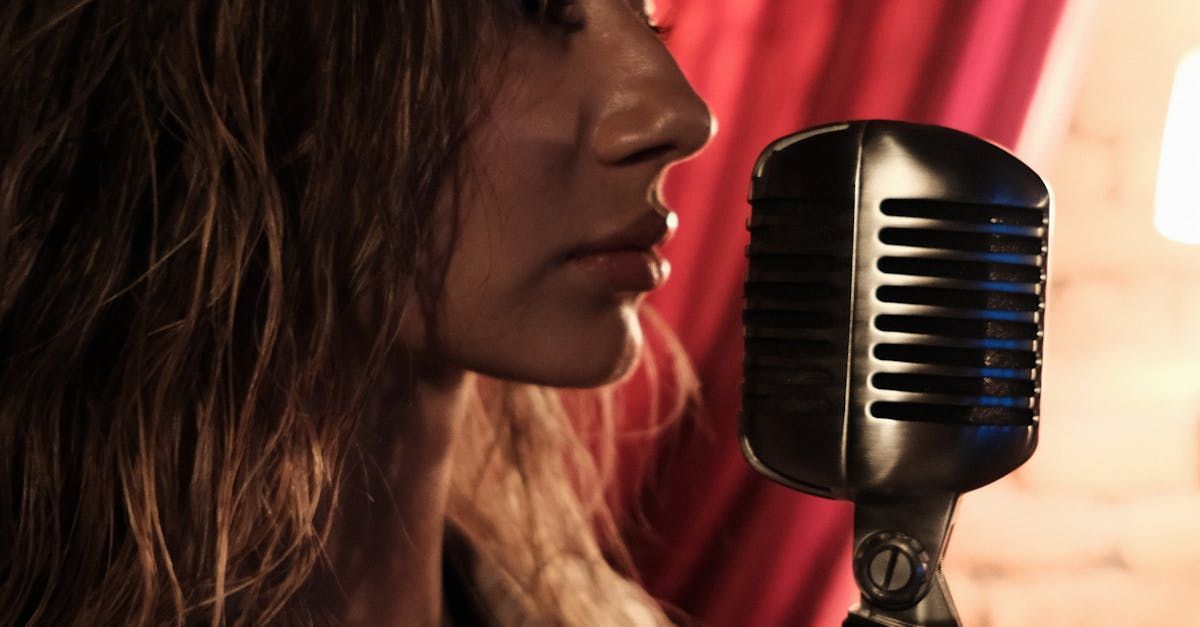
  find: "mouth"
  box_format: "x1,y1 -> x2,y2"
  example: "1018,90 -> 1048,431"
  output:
568,247 -> 670,293
566,209 -> 677,260
564,210 -> 676,293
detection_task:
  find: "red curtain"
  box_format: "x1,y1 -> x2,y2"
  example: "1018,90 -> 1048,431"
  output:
618,1 -> 1071,625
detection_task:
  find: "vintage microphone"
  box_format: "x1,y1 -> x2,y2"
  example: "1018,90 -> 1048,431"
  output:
740,120 -> 1050,627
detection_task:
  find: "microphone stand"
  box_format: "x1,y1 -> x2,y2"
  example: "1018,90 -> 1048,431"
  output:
842,493 -> 962,627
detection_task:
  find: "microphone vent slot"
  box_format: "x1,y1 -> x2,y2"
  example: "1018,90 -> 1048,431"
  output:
880,227 -> 1043,255
744,197 -> 854,427
870,402 -> 1033,425
745,282 -> 836,304
877,285 -> 1039,311
875,314 -> 1037,340
881,198 -> 1045,226
878,257 -> 1042,283
873,344 -> 1037,369
869,198 -> 1046,426
744,310 -> 837,335
873,372 -> 1035,397
747,198 -> 854,254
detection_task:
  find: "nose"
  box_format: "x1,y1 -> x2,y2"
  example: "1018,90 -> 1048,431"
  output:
588,21 -> 714,167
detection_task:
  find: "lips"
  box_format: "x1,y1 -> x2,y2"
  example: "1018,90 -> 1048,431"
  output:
566,209 -> 676,260
565,210 -> 676,293
570,248 -> 670,292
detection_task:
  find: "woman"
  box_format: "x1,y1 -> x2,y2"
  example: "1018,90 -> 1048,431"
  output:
1,0 -> 711,624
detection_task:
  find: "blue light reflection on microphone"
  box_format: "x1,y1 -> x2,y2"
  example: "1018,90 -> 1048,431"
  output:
962,424 -> 1023,454
978,223 -> 1037,236
974,396 -> 1029,408
979,367 -> 1028,379
978,338 -> 1027,350
978,280 -> 1034,293
977,309 -> 1031,321
977,252 -> 1035,264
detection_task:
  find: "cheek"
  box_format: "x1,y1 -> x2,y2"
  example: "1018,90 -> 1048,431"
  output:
436,249 -> 648,387
431,68 -> 650,386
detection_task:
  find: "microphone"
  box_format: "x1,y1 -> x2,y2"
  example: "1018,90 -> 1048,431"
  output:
740,120 -> 1049,627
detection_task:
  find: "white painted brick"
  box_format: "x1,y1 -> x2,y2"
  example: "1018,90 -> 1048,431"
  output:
1016,410 -> 1198,499
1069,0 -> 1200,139
1046,133 -> 1117,208
949,491 -> 1200,575
967,569 -> 1196,627
944,486 -> 1123,576
1039,276 -> 1200,423
945,574 -> 989,627
1118,493 -> 1200,574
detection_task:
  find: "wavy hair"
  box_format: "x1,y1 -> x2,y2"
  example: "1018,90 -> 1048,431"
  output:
0,0 -> 695,624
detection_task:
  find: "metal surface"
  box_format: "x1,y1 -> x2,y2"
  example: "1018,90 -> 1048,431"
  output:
847,494 -> 961,626
741,120 -> 1051,627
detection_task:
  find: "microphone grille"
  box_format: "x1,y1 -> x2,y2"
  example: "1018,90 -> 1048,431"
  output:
743,198 -> 853,427
740,120 -> 1050,496
866,198 -> 1047,426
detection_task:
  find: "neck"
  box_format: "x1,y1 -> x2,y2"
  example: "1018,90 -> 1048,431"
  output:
321,362 -> 475,626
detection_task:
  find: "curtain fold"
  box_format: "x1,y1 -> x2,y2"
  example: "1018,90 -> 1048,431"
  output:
618,1 -> 1074,625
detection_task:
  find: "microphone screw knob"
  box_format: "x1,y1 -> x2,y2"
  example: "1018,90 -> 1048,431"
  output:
853,531 -> 932,609
868,546 -> 913,592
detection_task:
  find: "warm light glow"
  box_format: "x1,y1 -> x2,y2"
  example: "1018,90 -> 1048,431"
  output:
1155,49 -> 1200,244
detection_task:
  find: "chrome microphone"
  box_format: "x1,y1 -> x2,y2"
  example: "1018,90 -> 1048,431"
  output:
739,120 -> 1050,627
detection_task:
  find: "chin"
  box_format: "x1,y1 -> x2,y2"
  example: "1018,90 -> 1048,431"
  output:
564,333 -> 643,388
454,301 -> 647,389
535,303 -> 646,388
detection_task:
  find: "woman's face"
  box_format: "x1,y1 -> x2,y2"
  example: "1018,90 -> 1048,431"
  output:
419,0 -> 712,387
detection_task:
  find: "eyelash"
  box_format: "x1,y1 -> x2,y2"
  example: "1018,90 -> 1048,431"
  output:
518,0 -> 670,39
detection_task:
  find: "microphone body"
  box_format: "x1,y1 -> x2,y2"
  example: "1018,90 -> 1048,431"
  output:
741,121 -> 1049,626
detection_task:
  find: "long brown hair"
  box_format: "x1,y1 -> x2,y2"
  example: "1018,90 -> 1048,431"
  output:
1,1 -> 693,625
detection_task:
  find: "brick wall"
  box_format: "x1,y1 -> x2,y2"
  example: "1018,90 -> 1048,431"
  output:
943,0 -> 1200,625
